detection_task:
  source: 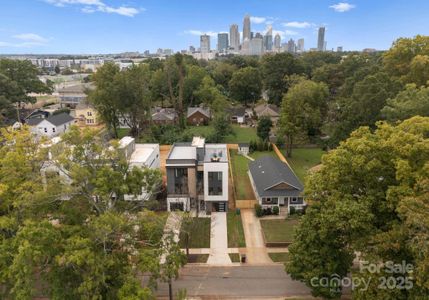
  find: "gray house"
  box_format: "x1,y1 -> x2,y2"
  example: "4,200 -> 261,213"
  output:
248,156 -> 305,213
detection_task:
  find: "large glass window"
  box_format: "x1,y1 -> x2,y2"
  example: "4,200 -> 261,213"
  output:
208,171 -> 223,195
174,168 -> 188,194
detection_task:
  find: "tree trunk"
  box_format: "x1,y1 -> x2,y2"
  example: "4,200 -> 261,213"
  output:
185,233 -> 189,258
286,135 -> 293,157
168,279 -> 173,300
177,63 -> 185,129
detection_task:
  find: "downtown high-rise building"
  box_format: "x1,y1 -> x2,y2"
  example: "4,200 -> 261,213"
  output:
200,34 -> 210,53
317,27 -> 325,51
287,39 -> 296,53
217,33 -> 229,52
243,14 -> 251,42
297,38 -> 304,52
250,34 -> 264,56
229,24 -> 240,50
274,33 -> 281,50
263,25 -> 273,51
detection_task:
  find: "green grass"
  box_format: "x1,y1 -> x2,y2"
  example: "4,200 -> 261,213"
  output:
179,217 -> 211,248
184,125 -> 214,137
227,211 -> 246,248
224,125 -> 258,143
230,150 -> 254,200
249,151 -> 278,160
229,253 -> 241,262
260,218 -> 301,243
187,254 -> 209,263
117,128 -> 131,139
269,252 -> 289,262
281,148 -> 325,183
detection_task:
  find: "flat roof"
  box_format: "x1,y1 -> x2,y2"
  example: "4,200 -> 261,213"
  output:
168,146 -> 196,160
129,144 -> 158,164
204,144 -> 228,162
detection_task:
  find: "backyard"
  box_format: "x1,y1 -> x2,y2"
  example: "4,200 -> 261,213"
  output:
230,149 -> 254,200
260,217 -> 301,243
280,147 -> 325,183
227,211 -> 246,248
179,217 -> 211,248
269,252 -> 289,263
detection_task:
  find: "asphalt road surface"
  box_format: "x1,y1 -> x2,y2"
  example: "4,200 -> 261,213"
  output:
156,264 -> 313,299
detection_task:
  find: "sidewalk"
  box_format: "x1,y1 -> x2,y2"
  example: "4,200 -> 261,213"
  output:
207,212 -> 232,265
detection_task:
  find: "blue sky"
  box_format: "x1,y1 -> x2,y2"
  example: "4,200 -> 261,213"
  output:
0,0 -> 428,54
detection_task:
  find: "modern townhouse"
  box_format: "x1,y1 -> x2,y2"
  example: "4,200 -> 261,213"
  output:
166,137 -> 229,213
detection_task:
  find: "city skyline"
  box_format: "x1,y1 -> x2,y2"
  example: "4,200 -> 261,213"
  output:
0,0 -> 429,54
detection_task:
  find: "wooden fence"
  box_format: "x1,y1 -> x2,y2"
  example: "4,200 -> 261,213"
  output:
235,199 -> 257,209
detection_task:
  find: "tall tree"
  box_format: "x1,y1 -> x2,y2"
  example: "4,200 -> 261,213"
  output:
256,116 -> 273,141
287,117 -> 429,299
88,62 -> 122,138
382,84 -> 429,121
261,53 -> 304,105
229,67 -> 262,106
0,59 -> 52,122
279,79 -> 329,157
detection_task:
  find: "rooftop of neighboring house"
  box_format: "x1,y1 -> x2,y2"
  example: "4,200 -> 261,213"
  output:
227,106 -> 246,116
254,103 -> 280,116
26,112 -> 75,127
249,155 -> 303,197
151,107 -> 177,121
186,106 -> 211,118
119,136 -> 158,165
57,83 -> 93,94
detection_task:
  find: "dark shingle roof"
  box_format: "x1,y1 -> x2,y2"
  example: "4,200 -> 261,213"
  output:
26,118 -> 43,126
228,106 -> 246,116
249,156 -> 303,197
238,143 -> 249,147
46,113 -> 75,126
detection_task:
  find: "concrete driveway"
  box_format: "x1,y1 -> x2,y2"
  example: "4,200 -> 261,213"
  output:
241,209 -> 273,264
207,212 -> 232,265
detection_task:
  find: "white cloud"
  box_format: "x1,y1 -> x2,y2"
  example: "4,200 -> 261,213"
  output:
184,30 -> 218,37
283,21 -> 313,28
45,0 -> 141,17
0,41 -> 46,48
250,16 -> 266,24
329,2 -> 355,12
13,33 -> 49,43
272,30 -> 298,40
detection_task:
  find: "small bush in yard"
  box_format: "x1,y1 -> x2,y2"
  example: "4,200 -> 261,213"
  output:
289,206 -> 296,215
263,207 -> 272,215
255,204 -> 263,217
236,208 -> 241,215
272,206 -> 279,215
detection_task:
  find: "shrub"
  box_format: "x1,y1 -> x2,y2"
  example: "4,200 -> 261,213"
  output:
263,207 -> 272,215
235,208 -> 241,215
255,204 -> 263,217
272,206 -> 279,215
289,206 -> 296,215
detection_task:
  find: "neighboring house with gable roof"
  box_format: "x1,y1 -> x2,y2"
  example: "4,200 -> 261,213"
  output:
27,112 -> 75,137
254,103 -> 280,124
248,155 -> 305,213
187,106 -> 211,126
152,107 -> 177,125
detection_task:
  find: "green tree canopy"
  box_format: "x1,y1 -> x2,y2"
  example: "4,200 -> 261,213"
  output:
229,66 -> 262,106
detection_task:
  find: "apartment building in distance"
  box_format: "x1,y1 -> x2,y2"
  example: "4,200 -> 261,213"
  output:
166,137 -> 228,213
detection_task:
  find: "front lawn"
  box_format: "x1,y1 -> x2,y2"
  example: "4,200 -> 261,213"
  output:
187,254 -> 209,263
227,211 -> 246,248
281,148 -> 325,183
229,253 -> 241,262
230,150 -> 254,200
269,252 -> 289,262
260,218 -> 301,243
179,217 -> 211,248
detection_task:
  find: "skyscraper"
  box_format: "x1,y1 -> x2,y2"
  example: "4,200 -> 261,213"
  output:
297,38 -> 304,52
287,39 -> 296,53
250,35 -> 264,56
217,33 -> 229,52
317,27 -> 325,51
230,24 -> 240,50
337,46 -> 343,52
200,34 -> 210,53
274,33 -> 281,50
243,14 -> 251,42
263,25 -> 273,51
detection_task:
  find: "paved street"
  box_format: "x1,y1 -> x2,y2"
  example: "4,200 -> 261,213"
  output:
155,265 -> 313,299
